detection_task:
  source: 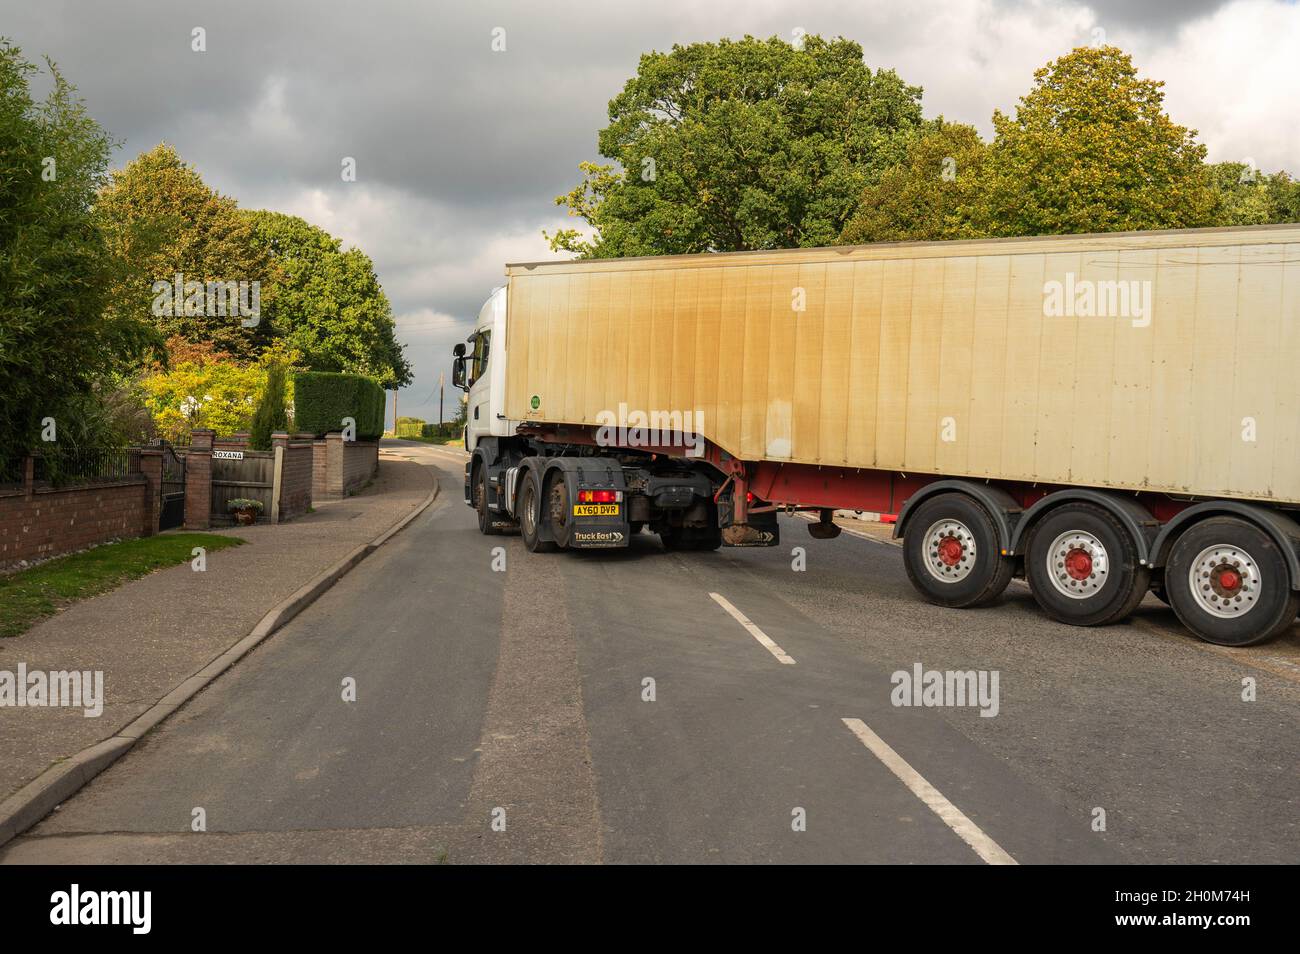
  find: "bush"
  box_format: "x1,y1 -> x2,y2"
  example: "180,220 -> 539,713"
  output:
249,362 -> 289,450
293,371 -> 385,440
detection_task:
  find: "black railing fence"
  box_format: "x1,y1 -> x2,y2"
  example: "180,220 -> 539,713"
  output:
0,456 -> 24,489
30,447 -> 142,487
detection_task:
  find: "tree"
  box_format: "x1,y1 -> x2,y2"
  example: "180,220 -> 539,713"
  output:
839,120 -> 988,244
139,339 -> 297,444
546,35 -> 923,257
970,46 -> 1218,237
0,41 -> 159,470
249,360 -> 288,450
1207,162 -> 1300,226
96,143 -> 278,357
246,210 -> 412,388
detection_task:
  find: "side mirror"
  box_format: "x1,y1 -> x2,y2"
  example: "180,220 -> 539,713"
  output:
453,343 -> 467,358
452,356 -> 468,391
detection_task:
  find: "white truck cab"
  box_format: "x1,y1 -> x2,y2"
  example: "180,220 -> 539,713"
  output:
454,285 -> 515,454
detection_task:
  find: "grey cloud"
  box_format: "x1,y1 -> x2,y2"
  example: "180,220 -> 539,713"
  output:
1,0 -> 1288,421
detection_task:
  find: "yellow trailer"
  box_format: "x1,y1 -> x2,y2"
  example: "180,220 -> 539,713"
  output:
504,223 -> 1300,505
457,225 -> 1300,647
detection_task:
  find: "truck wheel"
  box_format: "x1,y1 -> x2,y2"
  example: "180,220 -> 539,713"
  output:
547,474 -> 571,549
1024,503 -> 1149,626
1149,574 -> 1170,606
474,466 -> 507,535
902,494 -> 1014,608
518,470 -> 556,553
1164,517 -> 1300,646
660,515 -> 721,552
696,523 -> 723,551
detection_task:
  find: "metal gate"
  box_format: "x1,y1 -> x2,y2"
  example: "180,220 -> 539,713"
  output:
159,441 -> 186,530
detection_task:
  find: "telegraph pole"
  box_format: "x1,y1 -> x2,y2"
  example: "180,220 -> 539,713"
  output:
391,388 -> 397,436
438,371 -> 445,429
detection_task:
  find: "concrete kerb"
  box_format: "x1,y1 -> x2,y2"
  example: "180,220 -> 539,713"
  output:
0,478 -> 441,851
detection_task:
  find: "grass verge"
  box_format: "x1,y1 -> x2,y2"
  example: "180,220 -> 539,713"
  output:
0,533 -> 244,638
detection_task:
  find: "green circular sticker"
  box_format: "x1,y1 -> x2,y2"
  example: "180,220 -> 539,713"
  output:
530,395 -> 540,410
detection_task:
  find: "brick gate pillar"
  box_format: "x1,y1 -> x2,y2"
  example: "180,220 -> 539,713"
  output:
326,431 -> 345,498
137,448 -> 163,536
185,429 -> 213,530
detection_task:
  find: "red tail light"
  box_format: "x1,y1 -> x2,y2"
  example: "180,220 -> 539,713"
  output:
579,489 -> 620,503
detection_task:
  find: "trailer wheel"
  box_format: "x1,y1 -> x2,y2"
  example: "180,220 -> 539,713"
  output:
518,470 -> 556,553
1149,573 -> 1170,606
902,494 -> 1014,608
1024,503 -> 1149,626
1164,517 -> 1300,646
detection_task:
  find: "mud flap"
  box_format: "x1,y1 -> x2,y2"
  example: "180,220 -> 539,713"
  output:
718,497 -> 781,547
722,523 -> 780,547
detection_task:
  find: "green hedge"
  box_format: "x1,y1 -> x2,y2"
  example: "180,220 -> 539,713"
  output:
294,372 -> 386,440
395,416 -> 426,438
421,421 -> 460,440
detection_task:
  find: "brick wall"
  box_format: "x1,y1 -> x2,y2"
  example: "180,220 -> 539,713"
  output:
311,435 -> 378,499
0,479 -> 150,570
342,440 -> 379,495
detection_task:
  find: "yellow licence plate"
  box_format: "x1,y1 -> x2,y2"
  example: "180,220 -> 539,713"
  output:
573,503 -> 620,516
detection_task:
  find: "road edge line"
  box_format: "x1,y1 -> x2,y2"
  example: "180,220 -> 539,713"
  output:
0,475 -> 441,851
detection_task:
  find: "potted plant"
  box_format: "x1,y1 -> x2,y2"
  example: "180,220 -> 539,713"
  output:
227,497 -> 264,526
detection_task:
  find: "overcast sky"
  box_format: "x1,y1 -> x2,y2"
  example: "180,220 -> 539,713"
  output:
4,0 -> 1298,422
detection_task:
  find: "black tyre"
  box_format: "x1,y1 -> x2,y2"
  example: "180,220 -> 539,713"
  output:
660,500 -> 722,552
1024,503 -> 1149,626
547,474 -> 571,549
474,465 -> 507,535
518,470 -> 556,553
1165,517 -> 1300,646
902,493 -> 1014,608
661,522 -> 722,552
1149,573 -> 1171,606
695,523 -> 723,551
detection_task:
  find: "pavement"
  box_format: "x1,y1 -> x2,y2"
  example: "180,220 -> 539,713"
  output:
0,448 -> 434,813
2,437 -> 1296,864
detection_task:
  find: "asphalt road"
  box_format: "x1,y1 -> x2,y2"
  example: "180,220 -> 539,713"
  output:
4,440 -> 1298,864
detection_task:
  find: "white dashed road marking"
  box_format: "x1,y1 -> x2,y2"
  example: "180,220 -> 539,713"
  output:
708,592 -> 796,665
841,717 -> 1017,865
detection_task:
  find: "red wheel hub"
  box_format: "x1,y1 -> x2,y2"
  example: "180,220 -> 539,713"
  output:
1064,547 -> 1093,581
937,536 -> 964,567
1216,567 -> 1241,592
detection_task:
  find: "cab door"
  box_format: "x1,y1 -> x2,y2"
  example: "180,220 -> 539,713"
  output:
466,327 -> 492,447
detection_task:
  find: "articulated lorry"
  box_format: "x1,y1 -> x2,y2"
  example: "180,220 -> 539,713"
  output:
455,224 -> 1300,647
